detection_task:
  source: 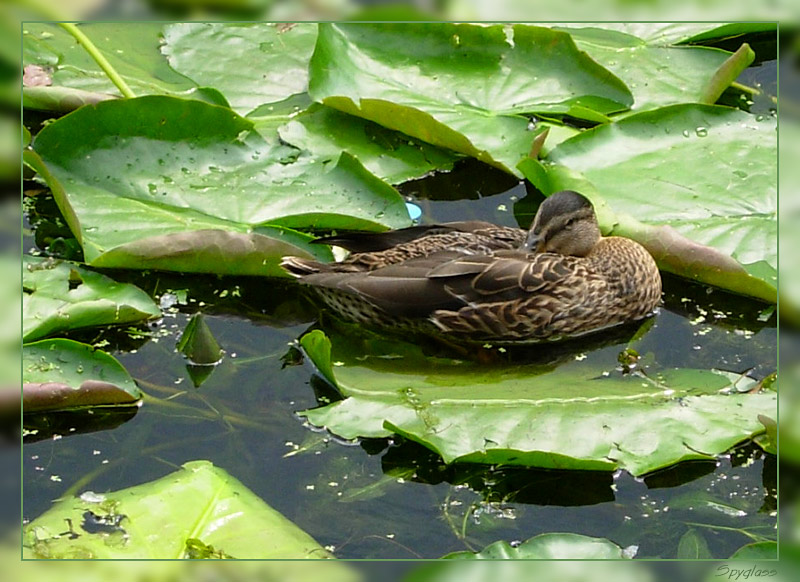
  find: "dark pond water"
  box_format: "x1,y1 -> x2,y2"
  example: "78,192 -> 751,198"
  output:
22,61 -> 777,560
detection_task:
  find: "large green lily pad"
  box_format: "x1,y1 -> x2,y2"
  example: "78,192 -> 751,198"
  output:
27,96 -> 410,276
444,533 -> 634,559
21,338 -> 141,414
278,104 -> 461,184
161,23 -> 318,115
590,23 -> 777,46
298,331 -> 775,477
522,103 -> 776,302
309,23 -> 633,174
550,27 -> 753,111
23,255 -> 160,342
24,460 -> 334,559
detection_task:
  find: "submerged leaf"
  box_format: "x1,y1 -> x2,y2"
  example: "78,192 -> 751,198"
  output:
728,541 -> 777,559
676,528 -> 712,559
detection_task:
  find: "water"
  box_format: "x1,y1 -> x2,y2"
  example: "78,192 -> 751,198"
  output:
21,54 -> 777,561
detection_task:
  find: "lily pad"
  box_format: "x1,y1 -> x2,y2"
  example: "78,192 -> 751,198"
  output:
298,331 -> 775,477
521,103 -> 776,302
728,541 -> 777,559
23,84 -> 118,112
27,96 -> 411,276
3,556 -> 358,582
550,26 -> 753,111
590,23 -> 777,46
23,460 -> 334,559
444,533 -> 634,559
22,23 -> 196,97
161,23 -> 318,115
23,255 -> 160,342
405,560 -> 650,582
278,104 -> 461,184
309,23 -> 633,174
21,338 -> 141,413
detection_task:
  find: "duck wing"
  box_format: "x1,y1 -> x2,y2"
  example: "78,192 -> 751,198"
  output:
429,252 -> 595,340
297,250 -> 586,327
313,222 -> 524,253
295,251 -> 471,318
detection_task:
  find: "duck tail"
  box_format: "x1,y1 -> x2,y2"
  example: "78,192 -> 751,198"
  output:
280,256 -> 322,278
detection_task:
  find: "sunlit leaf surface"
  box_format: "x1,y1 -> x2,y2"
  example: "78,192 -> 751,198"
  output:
161,23 -> 318,115
551,26 -> 751,111
278,104 -> 461,184
22,23 -> 196,97
522,103 -> 776,301
28,96 -> 410,276
299,331 -> 775,477
309,23 -> 633,174
24,460 -> 336,559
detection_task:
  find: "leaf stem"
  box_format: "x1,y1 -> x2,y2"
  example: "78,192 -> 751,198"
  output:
58,23 -> 136,99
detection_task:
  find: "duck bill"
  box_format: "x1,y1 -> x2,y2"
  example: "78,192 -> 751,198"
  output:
523,233 -> 543,253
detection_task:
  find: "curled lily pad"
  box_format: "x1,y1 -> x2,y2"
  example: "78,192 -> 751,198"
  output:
21,339 -> 141,414
298,331 -> 775,477
177,313 -> 223,366
23,460 -> 335,559
27,96 -> 410,276
23,255 -> 160,342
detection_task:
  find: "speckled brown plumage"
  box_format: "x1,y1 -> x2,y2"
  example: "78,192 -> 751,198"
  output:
281,190 -> 662,343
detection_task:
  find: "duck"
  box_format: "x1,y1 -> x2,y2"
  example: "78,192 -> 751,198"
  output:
281,190 -> 662,343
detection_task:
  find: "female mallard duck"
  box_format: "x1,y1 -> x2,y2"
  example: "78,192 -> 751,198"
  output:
281,190 -> 661,342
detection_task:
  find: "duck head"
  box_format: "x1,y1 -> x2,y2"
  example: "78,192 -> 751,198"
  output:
523,190 -> 601,257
